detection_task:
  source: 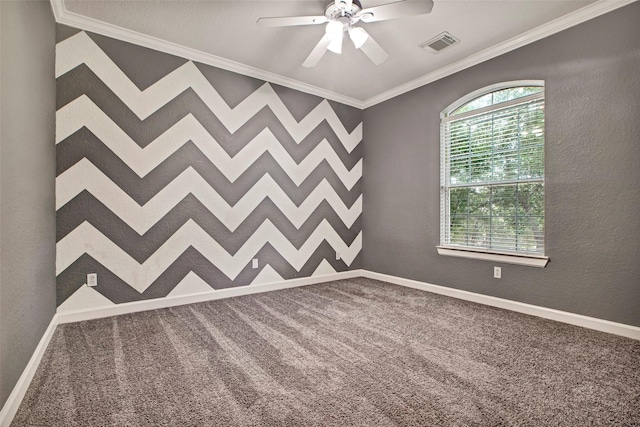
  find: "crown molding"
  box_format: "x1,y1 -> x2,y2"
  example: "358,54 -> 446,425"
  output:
49,0 -> 364,109
361,0 -> 636,108
51,0 -> 635,111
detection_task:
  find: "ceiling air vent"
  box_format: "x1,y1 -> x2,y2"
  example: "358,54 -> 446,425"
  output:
420,32 -> 460,53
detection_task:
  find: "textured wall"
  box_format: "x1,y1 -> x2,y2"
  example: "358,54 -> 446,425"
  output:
363,3 -> 640,326
55,29 -> 363,311
0,0 -> 57,407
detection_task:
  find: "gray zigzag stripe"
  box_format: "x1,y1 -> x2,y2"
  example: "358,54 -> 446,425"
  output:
56,24 -> 82,44
56,129 -> 361,206
57,243 -> 359,306
87,31 -> 191,93
56,65 -> 362,164
57,192 -> 361,260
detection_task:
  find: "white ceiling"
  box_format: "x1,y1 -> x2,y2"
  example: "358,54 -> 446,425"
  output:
55,0 -> 621,107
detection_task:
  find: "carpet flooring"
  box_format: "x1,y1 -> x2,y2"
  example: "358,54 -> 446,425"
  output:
12,278 -> 640,426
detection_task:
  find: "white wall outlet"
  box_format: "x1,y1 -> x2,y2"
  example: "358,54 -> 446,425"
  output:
252,259 -> 259,269
494,266 -> 502,279
87,273 -> 98,287
336,251 -> 341,261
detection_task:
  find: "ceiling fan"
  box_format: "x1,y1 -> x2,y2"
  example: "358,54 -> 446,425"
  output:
257,0 -> 434,67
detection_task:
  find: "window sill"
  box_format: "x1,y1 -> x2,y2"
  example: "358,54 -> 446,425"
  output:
436,246 -> 549,267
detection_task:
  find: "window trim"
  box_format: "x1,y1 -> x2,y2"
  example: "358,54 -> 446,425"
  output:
436,246 -> 549,268
438,80 -> 548,267
442,91 -> 544,124
440,80 -> 545,120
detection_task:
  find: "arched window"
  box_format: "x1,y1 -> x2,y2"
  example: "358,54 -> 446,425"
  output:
439,82 -> 547,266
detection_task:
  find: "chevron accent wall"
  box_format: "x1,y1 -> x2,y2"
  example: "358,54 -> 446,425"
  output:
55,28 -> 363,312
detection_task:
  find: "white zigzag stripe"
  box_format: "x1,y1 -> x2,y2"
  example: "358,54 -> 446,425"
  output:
312,259 -> 338,276
250,266 -> 285,286
56,220 -> 362,292
56,159 -> 362,234
56,32 -> 362,152
57,96 -> 362,190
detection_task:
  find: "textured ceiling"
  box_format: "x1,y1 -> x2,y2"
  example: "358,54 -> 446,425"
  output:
61,0 -> 598,104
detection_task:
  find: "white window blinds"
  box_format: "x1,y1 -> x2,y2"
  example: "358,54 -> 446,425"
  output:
441,87 -> 545,255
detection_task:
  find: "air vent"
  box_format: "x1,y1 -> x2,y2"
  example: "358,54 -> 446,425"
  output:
420,32 -> 460,53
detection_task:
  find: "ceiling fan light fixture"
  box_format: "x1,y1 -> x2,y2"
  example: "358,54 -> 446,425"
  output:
326,21 -> 344,54
327,31 -> 344,54
325,20 -> 343,37
348,26 -> 368,49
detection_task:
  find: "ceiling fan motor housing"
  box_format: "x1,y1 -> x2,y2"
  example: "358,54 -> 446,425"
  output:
325,0 -> 363,22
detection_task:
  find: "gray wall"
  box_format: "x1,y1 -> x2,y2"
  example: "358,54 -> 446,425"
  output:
0,0 -> 57,407
363,3 -> 640,327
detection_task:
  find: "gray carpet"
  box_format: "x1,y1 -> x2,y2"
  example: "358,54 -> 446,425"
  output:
12,278 -> 640,426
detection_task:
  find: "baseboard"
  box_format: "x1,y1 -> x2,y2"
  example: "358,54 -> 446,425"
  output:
0,314 -> 59,427
50,269 -> 640,339
2,269 -> 638,426
361,270 -> 640,341
1,270 -> 360,426
57,270 -> 361,324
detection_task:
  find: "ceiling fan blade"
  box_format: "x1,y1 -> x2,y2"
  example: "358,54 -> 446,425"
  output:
359,0 -> 434,23
359,32 -> 389,65
302,34 -> 331,68
257,15 -> 327,27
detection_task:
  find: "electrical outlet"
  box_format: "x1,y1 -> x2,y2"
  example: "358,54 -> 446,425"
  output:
87,273 -> 98,287
336,251 -> 341,261
252,259 -> 259,269
493,267 -> 501,279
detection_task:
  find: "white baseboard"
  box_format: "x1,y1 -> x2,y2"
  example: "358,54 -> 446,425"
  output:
57,269 -> 640,339
3,269 -> 638,427
361,270 -> 640,341
1,270 -> 360,426
0,314 -> 59,427
57,270 -> 361,324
